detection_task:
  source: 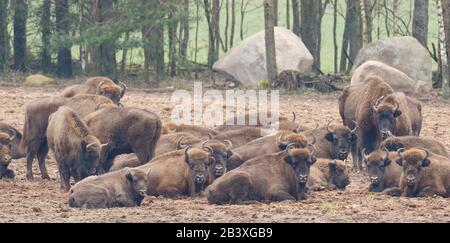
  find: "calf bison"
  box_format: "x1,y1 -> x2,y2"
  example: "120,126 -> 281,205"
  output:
396,148 -> 450,198
339,76 -> 422,170
144,146 -> 213,197
363,148 -> 402,195
302,120 -> 357,161
307,159 -> 351,191
162,123 -> 218,139
380,136 -> 448,158
21,95 -> 115,180
84,106 -> 161,173
226,131 -> 311,171
205,145 -> 317,204
61,77 -> 127,104
0,123 -> 25,159
47,106 -> 107,191
0,132 -> 14,179
68,168 -> 147,208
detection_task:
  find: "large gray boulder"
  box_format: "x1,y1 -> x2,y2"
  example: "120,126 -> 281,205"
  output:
351,61 -> 428,94
351,36 -> 432,89
213,27 -> 313,87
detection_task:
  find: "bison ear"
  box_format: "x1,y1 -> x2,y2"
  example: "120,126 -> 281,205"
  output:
394,110 -> 402,118
395,158 -> 403,166
422,159 -> 431,167
278,143 -> 287,151
384,159 -> 392,166
284,155 -> 293,165
325,132 -> 333,142
227,150 -> 233,159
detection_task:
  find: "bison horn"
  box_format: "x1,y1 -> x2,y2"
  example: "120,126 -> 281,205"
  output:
7,128 -> 17,141
310,145 -> 317,158
291,112 -> 297,122
308,134 -> 316,146
285,142 -> 299,151
100,143 -> 108,148
397,148 -> 405,160
96,81 -> 106,94
203,145 -> 213,155
86,143 -> 95,150
277,133 -> 288,147
293,124 -> 301,133
350,120 -> 358,134
184,145 -> 193,159
326,119 -> 335,134
394,99 -> 400,113
201,139 -> 210,149
422,149 -> 429,161
382,147 -> 389,161
372,96 -> 385,112
362,148 -> 369,161
223,140 -> 233,150
119,82 -> 127,98
176,136 -> 187,149
208,133 -> 213,139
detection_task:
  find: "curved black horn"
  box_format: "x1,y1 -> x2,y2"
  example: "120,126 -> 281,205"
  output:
393,99 -> 400,112
119,82 -> 127,98
326,119 -> 335,134
308,134 -> 316,146
176,136 -> 187,149
7,128 -> 17,141
351,120 -> 358,134
422,149 -> 429,161
382,147 -> 389,161
291,112 -> 296,122
184,145 -> 192,159
372,96 -> 385,112
397,148 -> 405,160
362,148 -> 369,161
224,140 -> 233,150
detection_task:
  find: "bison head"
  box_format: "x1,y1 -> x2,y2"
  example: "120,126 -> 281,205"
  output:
79,136 -> 108,178
0,132 -> 13,179
363,148 -> 391,192
162,122 -> 178,134
325,120 -> 357,160
284,145 -> 317,185
96,80 -> 127,104
379,136 -> 404,152
396,148 -> 430,194
125,169 -> 147,206
201,139 -> 232,180
1,128 -> 24,159
372,96 -> 401,140
184,146 -> 211,187
328,160 -> 351,189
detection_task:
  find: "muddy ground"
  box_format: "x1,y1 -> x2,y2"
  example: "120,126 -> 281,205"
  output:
0,85 -> 449,223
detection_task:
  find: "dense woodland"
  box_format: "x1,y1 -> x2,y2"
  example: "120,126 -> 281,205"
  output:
0,0 -> 449,93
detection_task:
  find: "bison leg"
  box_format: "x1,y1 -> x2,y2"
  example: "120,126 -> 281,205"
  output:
37,142 -> 50,180
59,163 -> 71,192
134,149 -> 151,165
25,143 -> 39,180
383,187 -> 402,197
270,191 -> 296,202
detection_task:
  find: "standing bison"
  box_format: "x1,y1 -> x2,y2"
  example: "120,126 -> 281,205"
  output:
205,145 -> 317,204
47,106 -> 107,191
61,77 -> 127,105
84,106 -> 161,173
21,95 -> 115,180
339,76 -> 422,170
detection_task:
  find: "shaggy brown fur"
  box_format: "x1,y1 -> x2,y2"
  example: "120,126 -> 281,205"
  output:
363,150 -> 402,195
0,123 -> 25,159
307,159 -> 351,191
380,136 -> 448,158
0,132 -> 14,179
162,122 -> 218,139
60,77 -> 126,104
84,106 -> 161,173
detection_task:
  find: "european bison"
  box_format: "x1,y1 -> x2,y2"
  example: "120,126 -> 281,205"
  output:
302,120 -> 357,161
84,106 -> 161,173
47,106 -> 107,191
380,136 -> 448,158
210,127 -> 271,148
0,123 -> 25,159
339,76 -> 422,170
68,168 -> 147,208
226,131 -> 311,171
0,132 -> 14,179
205,145 -> 317,204
307,159 -> 351,191
215,112 -> 306,132
144,146 -> 213,197
162,123 -> 218,139
61,77 -> 127,105
21,95 -> 115,180
396,148 -> 450,198
363,148 -> 402,195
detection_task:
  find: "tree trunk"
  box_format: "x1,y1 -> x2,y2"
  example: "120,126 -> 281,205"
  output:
393,0 -> 398,36
56,0 -> 72,78
264,0 -> 278,86
41,0 -> 51,73
273,0 -> 278,26
286,0 -> 290,29
230,0 -> 236,48
168,8 -> 178,77
0,0 -> 8,73
195,0 -> 200,78
292,0 -> 301,36
341,0 -> 361,72
143,23 -> 164,84
79,0 -> 87,74
212,0 -> 221,61
301,0 -> 321,70
120,31 -> 130,73
13,0 -> 27,72
333,0 -> 338,73
204,0 -> 216,69
179,0 -> 189,58
224,0 -> 229,51
360,0 -> 372,46
412,0 -> 429,47
437,0 -> 449,97
240,0 -> 248,40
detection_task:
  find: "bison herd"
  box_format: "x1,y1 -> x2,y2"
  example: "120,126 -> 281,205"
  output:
0,75 -> 449,209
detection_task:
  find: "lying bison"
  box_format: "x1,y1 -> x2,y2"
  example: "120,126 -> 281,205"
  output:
0,132 -> 15,179
339,76 -> 422,170
210,127 -> 271,148
226,131 -> 311,171
215,112 -> 306,132
61,77 -> 127,105
307,159 -> 351,191
144,146 -> 213,198
302,120 -> 357,161
68,168 -> 147,208
396,148 -> 450,198
47,107 -> 107,191
380,136 -> 448,158
84,106 -> 161,173
363,148 -> 402,195
0,123 -> 25,159
22,95 -> 115,180
205,145 -> 317,204
162,123 -> 218,139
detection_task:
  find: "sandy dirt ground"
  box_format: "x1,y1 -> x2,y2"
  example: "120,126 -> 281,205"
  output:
0,85 -> 449,223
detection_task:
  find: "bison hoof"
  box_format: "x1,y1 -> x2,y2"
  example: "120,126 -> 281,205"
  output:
26,173 -> 34,180
41,174 -> 51,180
